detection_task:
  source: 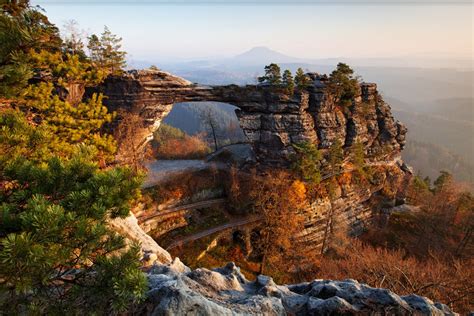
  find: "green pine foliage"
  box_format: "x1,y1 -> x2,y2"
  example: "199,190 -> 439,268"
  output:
282,69 -> 295,95
0,1 -> 148,313
87,26 -> 127,76
350,141 -> 365,171
294,67 -> 310,91
291,141 -> 323,184
0,153 -> 146,313
328,139 -> 344,172
258,63 -> 282,86
0,0 -> 62,97
0,108 -> 53,164
19,81 -> 116,160
327,63 -> 359,107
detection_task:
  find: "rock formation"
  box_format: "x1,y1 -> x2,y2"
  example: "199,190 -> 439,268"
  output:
95,68 -> 406,166
143,259 -> 455,315
95,69 -> 458,314
98,67 -> 412,253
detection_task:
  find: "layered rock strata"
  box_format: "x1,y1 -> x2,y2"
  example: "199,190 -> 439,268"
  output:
95,69 -> 406,166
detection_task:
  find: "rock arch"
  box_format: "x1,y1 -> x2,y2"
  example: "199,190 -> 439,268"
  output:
96,68 -> 406,166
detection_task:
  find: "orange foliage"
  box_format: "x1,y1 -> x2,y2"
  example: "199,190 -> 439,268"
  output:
317,240 -> 473,314
154,133 -> 210,159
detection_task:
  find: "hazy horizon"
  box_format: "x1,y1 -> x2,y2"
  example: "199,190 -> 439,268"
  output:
33,1 -> 473,67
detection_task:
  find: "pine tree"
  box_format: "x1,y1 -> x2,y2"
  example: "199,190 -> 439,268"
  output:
14,50 -> 114,162
282,69 -> 294,95
0,153 -> 146,314
328,62 -> 359,107
87,26 -> 127,76
350,141 -> 365,171
295,67 -> 310,91
291,141 -> 323,184
258,63 -> 282,85
328,139 -> 344,172
0,0 -> 62,97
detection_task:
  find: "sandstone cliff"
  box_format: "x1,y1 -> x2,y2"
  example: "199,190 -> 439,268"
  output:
94,69 -> 459,315
95,68 -> 406,166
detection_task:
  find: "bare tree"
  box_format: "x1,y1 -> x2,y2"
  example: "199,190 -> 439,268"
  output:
200,106 -> 221,152
61,20 -> 87,56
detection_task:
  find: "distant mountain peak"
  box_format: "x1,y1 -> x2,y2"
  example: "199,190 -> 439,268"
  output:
233,46 -> 300,64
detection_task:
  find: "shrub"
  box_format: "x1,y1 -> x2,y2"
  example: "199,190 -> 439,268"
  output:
291,141 -> 323,184
153,124 -> 211,159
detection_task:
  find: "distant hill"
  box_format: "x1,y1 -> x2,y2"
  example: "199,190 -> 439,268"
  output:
163,102 -> 246,143
402,139 -> 473,186
231,46 -> 302,65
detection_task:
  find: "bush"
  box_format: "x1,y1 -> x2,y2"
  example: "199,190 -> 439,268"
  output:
318,240 -> 473,314
291,141 -> 322,184
0,154 -> 146,314
153,124 -> 211,159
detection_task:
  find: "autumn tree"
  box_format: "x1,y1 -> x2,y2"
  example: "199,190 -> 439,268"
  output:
317,240 -> 473,314
152,123 -> 210,160
282,69 -> 294,95
258,63 -> 282,85
406,174 -> 430,205
327,62 -> 359,107
251,171 -> 308,276
87,26 -> 127,76
295,67 -> 310,91
291,141 -> 323,184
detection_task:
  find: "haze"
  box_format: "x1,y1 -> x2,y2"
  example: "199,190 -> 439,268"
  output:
34,1 -> 473,67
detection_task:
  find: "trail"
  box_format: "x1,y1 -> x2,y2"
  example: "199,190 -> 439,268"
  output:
137,198 -> 226,223
166,216 -> 262,250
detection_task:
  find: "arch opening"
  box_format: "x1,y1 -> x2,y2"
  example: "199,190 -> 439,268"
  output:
151,101 -> 247,161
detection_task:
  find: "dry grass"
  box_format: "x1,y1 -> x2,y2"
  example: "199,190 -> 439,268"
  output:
317,240 -> 473,314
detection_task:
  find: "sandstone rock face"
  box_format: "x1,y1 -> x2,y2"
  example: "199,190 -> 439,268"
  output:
144,260 -> 455,316
107,212 -> 172,265
96,69 -> 406,166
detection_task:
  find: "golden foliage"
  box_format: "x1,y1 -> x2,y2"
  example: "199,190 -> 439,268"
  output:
317,240 -> 473,314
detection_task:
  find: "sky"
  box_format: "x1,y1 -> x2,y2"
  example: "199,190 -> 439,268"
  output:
33,0 -> 473,63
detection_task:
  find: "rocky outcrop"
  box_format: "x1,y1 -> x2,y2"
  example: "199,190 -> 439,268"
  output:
107,212 -> 172,265
96,68 -> 406,166
144,260 -> 455,315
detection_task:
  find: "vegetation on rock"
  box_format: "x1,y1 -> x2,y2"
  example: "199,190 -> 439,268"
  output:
257,63 -> 282,85
327,62 -> 359,107
291,141 -> 323,184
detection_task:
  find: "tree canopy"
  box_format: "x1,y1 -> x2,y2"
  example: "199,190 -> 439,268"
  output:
327,63 -> 359,107
88,26 -> 127,76
295,67 -> 310,91
258,63 -> 282,85
0,1 -> 146,313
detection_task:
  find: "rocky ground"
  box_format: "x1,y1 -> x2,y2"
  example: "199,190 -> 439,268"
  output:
143,259 -> 456,315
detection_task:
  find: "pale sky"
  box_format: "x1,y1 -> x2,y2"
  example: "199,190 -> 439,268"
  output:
33,1 -> 473,62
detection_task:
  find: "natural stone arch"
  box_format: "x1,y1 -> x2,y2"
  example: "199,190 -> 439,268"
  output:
95,68 -> 406,166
